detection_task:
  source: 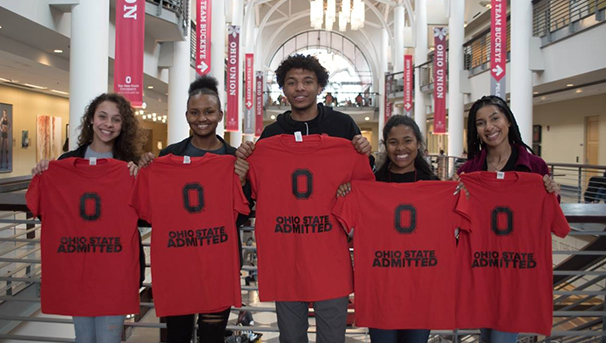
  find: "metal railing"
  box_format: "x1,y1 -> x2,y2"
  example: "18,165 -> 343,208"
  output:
462,19 -> 511,77
533,0 -> 606,40
266,90 -> 378,109
429,155 -> 606,205
0,207 -> 604,342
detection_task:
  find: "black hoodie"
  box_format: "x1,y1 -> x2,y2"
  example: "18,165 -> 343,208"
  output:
260,103 -> 361,140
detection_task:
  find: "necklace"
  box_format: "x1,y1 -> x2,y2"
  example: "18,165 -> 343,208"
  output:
488,153 -> 510,171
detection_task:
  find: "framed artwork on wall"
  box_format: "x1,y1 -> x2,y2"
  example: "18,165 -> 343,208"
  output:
0,103 -> 13,173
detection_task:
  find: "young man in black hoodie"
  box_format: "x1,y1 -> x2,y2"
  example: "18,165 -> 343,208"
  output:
236,54 -> 371,343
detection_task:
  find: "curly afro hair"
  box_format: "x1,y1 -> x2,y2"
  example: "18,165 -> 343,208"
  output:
275,54 -> 329,88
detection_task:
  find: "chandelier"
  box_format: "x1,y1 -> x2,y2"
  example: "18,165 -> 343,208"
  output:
310,0 -> 365,31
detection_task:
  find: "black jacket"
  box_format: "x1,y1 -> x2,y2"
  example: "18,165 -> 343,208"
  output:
57,144 -> 147,287
261,104 -> 361,139
260,104 -> 374,167
159,135 -> 253,266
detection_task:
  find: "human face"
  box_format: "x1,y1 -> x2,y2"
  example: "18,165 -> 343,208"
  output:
386,124 -> 418,174
475,105 -> 510,149
186,93 -> 222,138
91,101 -> 122,146
282,68 -> 322,111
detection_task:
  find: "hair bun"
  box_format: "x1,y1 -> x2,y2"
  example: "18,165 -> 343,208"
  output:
189,75 -> 219,95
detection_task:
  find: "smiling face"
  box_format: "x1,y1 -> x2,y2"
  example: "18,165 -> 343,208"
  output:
186,93 -> 222,138
475,104 -> 511,150
386,124 -> 418,174
282,68 -> 322,112
91,101 -> 122,146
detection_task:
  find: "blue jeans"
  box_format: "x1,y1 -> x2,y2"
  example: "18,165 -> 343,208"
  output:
73,315 -> 126,343
480,328 -> 518,343
368,328 -> 430,343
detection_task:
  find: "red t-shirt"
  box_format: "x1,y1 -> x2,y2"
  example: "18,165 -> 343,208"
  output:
25,158 -> 140,316
333,180 -> 469,329
130,154 -> 249,317
457,172 -> 570,336
247,134 -> 374,302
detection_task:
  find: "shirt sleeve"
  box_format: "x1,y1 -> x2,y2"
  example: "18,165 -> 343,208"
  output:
233,172 -> 251,221
454,186 -> 472,233
130,167 -> 151,223
351,153 -> 375,182
545,193 -> 570,238
331,187 -> 358,234
25,174 -> 42,218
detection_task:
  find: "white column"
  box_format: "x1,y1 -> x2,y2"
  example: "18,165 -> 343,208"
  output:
379,29 -> 389,135
448,0 -> 464,157
212,0 -> 227,138
394,4 -> 405,72
414,0 -> 428,138
69,0 -> 109,150
510,0 -> 533,145
167,34 -> 192,145
229,0 -> 244,147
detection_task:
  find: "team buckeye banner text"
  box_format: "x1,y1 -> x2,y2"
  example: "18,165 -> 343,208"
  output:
433,27 -> 447,134
490,0 -> 506,97
195,0 -> 211,75
243,54 -> 254,134
114,0 -> 145,107
403,54 -> 413,117
226,25 -> 240,132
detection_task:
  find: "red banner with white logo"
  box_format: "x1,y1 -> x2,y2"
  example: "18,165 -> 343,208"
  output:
245,54 -> 254,110
226,25 -> 240,132
114,0 -> 145,107
490,0 -> 506,98
196,0 -> 211,75
403,54 -> 413,116
255,71 -> 264,137
433,27 -> 447,134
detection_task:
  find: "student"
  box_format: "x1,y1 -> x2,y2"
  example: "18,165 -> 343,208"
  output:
139,75 -> 249,343
337,115 -> 436,343
235,54 -> 371,343
454,95 -> 558,343
31,93 -> 144,343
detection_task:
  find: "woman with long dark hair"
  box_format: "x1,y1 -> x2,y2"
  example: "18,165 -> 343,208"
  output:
338,115 -> 437,343
455,95 -> 558,343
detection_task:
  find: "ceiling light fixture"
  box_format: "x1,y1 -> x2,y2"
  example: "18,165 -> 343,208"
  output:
147,86 -> 153,89
364,116 -> 370,121
53,49 -> 63,54
270,115 -> 276,120
566,83 -> 574,87
51,89 -> 69,95
533,91 -> 539,94
311,0 -> 364,31
575,89 -> 583,93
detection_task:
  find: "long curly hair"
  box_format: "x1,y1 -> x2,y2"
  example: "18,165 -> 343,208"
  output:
77,93 -> 144,163
466,95 -> 532,159
375,115 -> 435,180
275,54 -> 329,88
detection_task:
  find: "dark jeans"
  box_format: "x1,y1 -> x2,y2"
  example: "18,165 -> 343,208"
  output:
166,307 -> 231,343
368,328 -> 430,343
480,329 -> 518,343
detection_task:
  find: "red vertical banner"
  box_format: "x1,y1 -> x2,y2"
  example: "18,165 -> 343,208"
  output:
245,54 -> 254,109
196,0 -> 212,75
226,25 -> 240,132
255,71 -> 264,137
433,27 -> 447,134
490,0 -> 506,98
114,0 -> 145,107
403,55 -> 413,116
